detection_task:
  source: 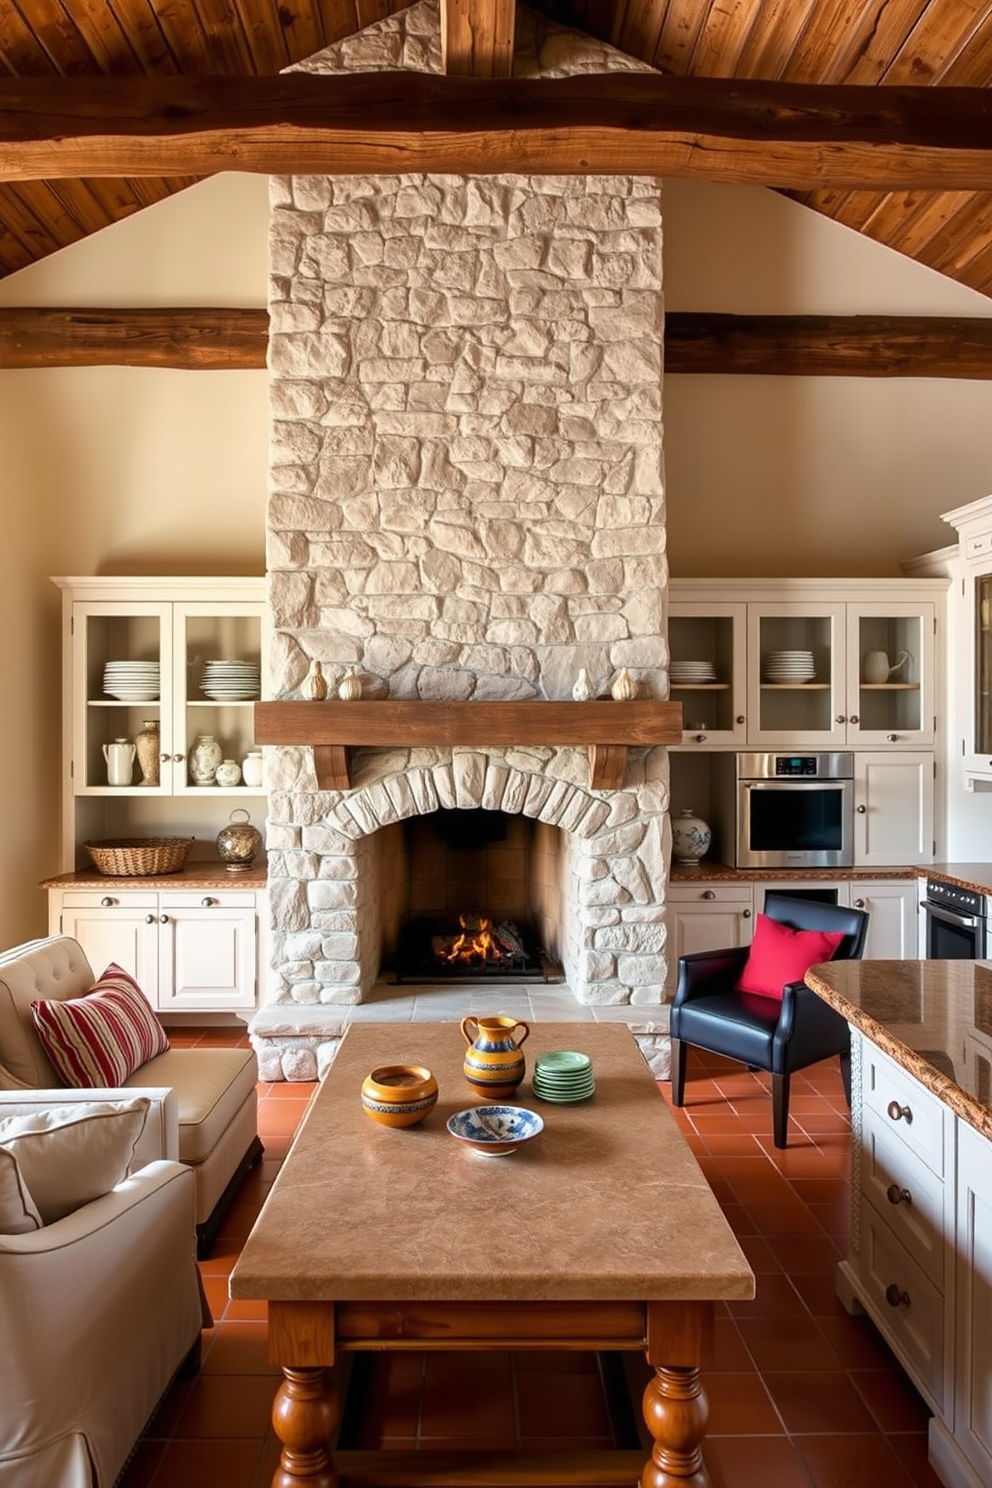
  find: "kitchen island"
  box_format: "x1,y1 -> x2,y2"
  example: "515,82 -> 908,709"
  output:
806,959 -> 992,1488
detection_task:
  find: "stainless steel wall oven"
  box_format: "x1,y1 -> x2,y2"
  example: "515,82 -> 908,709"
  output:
734,752 -> 855,870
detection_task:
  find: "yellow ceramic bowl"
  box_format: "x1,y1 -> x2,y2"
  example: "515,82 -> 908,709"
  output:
361,1064 -> 439,1128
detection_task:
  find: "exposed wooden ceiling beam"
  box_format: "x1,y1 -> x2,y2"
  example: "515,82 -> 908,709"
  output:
440,0 -> 515,77
664,313 -> 992,377
4,306 -> 992,376
2,75 -> 992,189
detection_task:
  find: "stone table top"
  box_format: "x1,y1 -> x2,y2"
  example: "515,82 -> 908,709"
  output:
806,959 -> 992,1141
230,1022 -> 754,1305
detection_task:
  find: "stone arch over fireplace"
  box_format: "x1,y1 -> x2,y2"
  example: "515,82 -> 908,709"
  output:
266,744 -> 670,1008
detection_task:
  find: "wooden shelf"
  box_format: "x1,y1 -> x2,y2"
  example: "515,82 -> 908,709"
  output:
253,699 -> 683,791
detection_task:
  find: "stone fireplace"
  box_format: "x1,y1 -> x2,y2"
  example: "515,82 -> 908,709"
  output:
254,0 -> 672,1078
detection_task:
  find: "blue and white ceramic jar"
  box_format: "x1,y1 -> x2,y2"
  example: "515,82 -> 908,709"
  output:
672,808 -> 712,865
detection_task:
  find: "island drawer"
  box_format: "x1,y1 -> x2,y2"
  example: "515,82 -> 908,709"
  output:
861,1041 -> 947,1180
861,1108 -> 944,1289
861,1207 -> 945,1409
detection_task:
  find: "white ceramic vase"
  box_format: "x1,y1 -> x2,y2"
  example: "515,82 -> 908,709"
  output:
190,733 -> 222,786
672,808 -> 712,865
215,758 -> 242,788
241,751 -> 263,788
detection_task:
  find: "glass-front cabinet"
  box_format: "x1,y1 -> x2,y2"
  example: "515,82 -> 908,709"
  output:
941,495 -> 992,784
669,581 -> 939,752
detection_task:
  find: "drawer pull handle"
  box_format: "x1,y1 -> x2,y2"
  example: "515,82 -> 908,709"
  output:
702,890 -> 716,900
201,897 -> 218,907
886,1184 -> 912,1207
885,1283 -> 911,1309
100,896 -> 115,907
887,1100 -> 913,1124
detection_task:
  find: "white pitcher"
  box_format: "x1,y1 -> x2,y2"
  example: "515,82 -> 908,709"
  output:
864,650 -> 911,684
103,738 -> 135,786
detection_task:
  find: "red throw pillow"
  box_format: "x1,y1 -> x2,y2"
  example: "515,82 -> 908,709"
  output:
30,964 -> 169,1087
736,914 -> 845,1002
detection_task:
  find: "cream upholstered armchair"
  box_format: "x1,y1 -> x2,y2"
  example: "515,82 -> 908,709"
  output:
0,935 -> 263,1254
0,1094 -> 204,1488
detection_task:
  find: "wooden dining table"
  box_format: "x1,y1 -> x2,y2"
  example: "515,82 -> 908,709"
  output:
230,1020 -> 754,1487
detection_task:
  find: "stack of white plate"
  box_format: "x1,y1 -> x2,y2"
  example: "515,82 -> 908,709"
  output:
103,661 -> 160,701
532,1050 -> 595,1104
201,660 -> 261,701
762,649 -> 815,683
670,660 -> 717,685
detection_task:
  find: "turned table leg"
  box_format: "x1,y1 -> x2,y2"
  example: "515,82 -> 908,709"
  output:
640,1364 -> 710,1488
271,1366 -> 339,1488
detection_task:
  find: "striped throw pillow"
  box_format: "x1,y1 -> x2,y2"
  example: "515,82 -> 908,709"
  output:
30,965 -> 169,1087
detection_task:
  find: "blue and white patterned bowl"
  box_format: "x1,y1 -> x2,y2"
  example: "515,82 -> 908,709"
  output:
446,1105 -> 544,1157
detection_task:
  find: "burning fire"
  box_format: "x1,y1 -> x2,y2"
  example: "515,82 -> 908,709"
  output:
444,913 -> 502,966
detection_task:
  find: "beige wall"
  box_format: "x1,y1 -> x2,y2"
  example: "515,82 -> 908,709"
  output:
1,171 -> 991,947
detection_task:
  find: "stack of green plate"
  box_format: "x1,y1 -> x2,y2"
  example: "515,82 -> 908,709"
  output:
532,1050 -> 595,1103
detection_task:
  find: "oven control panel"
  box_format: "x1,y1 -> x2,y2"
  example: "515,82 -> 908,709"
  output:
925,878 -> 987,917
774,756 -> 818,776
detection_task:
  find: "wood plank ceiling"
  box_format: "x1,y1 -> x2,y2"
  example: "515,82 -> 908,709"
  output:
2,0 -> 992,298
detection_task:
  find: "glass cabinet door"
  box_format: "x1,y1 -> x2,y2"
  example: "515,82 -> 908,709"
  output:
668,603 -> 746,747
173,603 -> 264,794
72,603 -> 171,793
747,604 -> 845,746
976,576 -> 992,759
848,604 -> 933,746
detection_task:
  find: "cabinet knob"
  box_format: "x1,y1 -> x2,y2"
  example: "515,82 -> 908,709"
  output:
849,714 -> 859,724
853,898 -> 865,909
159,914 -> 169,924
885,1283 -> 911,1309
145,914 -> 156,924
887,734 -> 899,742
743,908 -> 752,918
100,896 -> 115,907
702,890 -> 716,900
694,733 -> 707,743
856,804 -> 867,814
886,1100 -> 913,1124
159,752 -> 170,762
836,716 -> 847,724
201,896 -> 218,907
736,715 -> 745,725
173,752 -> 185,762
886,1183 -> 912,1207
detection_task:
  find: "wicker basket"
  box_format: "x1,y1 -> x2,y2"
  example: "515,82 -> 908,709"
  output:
84,837 -> 194,877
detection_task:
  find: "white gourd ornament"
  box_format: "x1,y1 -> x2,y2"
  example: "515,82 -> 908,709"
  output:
611,667 -> 637,701
572,669 -> 593,702
304,659 -> 327,701
338,666 -> 363,701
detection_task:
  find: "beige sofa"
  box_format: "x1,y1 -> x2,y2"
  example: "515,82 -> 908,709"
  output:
0,935 -> 262,1254
0,1144 -> 203,1488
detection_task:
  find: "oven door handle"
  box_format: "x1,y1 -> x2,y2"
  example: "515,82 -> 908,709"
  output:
925,903 -> 983,931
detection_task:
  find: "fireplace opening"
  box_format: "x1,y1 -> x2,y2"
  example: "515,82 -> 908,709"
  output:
377,807 -> 566,985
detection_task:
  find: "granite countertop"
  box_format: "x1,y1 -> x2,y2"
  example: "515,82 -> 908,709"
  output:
230,1022 -> 754,1304
39,863 -> 268,890
669,862 -> 919,883
806,959 -> 992,1141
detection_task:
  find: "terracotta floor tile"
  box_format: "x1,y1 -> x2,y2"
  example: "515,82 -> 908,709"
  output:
849,1369 -> 933,1433
696,1132 -> 768,1157
172,1374 -> 277,1439
704,1372 -> 783,1435
766,1234 -> 844,1276
202,1320 -> 280,1376
703,1434 -> 813,1488
513,1350 -> 601,1374
736,1315 -> 844,1373
420,1372 -> 516,1440
147,1437 -> 270,1488
710,1317 -> 755,1372
744,1201 -> 829,1239
256,1099 -> 313,1135
762,1369 -> 878,1434
115,1437 -> 167,1487
736,1233 -> 785,1274
726,1271 -> 807,1320
796,1431 -> 917,1488
887,1431 -> 947,1487
516,1371 -> 616,1437
812,1311 -> 901,1372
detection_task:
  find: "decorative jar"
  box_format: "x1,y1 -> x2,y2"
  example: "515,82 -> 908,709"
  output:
189,733 -> 222,786
215,808 -> 263,872
103,738 -> 135,786
361,1065 -> 438,1128
461,1015 -> 530,1099
134,720 -> 161,787
672,808 -> 712,865
214,758 -> 242,788
241,750 -> 263,788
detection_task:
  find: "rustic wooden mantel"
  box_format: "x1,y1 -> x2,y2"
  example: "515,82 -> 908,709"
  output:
253,699 -> 683,791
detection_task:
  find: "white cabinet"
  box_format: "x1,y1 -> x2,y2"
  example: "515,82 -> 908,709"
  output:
854,753 -> 934,867
52,887 -> 258,1015
664,882 -> 754,995
846,881 -> 920,960
669,579 -> 943,753
946,1121 -> 992,1488
941,497 -> 992,787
